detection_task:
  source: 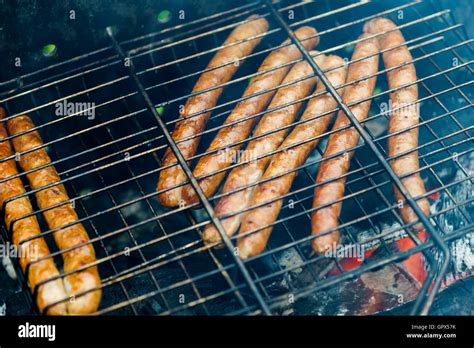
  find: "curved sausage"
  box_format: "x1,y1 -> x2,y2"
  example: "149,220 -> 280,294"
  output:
364,18 -> 429,229
0,108 -> 68,315
202,52 -> 326,244
157,16 -> 270,207
311,34 -> 379,254
237,55 -> 347,259
7,115 -> 101,315
183,26 -> 320,204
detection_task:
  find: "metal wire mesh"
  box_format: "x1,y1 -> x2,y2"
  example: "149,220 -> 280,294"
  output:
0,0 -> 472,315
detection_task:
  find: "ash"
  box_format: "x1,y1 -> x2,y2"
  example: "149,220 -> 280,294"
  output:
431,151 -> 474,278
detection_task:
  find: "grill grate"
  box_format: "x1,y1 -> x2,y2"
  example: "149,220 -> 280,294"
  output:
0,0 -> 472,315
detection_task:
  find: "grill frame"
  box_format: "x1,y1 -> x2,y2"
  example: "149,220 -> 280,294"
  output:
0,0 -> 472,316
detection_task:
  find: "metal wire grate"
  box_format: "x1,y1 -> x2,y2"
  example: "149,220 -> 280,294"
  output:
0,0 -> 472,315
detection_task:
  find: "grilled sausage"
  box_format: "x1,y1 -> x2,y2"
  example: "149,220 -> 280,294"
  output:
183,26 -> 320,204
0,109 -> 68,315
157,16 -> 270,207
7,115 -> 101,315
311,34 -> 379,254
202,52 -> 325,244
364,18 -> 429,229
237,55 -> 347,259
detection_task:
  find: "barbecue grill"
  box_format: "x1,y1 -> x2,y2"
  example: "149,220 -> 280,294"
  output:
0,0 -> 472,316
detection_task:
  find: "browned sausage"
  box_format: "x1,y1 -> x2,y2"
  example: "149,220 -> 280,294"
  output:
0,108 -> 68,315
183,26 -> 320,203
157,16 -> 269,207
311,34 -> 379,254
237,55 -> 347,259
7,115 -> 101,314
202,52 -> 326,245
364,18 -> 429,229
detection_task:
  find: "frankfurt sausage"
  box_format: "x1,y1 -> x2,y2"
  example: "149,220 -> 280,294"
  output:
364,18 -> 429,229
202,52 -> 325,244
158,16 -> 269,207
7,115 -> 101,314
183,26 -> 320,203
0,109 -> 68,315
311,34 -> 379,254
237,55 -> 347,259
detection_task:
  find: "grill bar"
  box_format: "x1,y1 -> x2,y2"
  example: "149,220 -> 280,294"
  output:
104,26 -> 271,315
156,60 -> 472,187
68,189 -> 473,316
0,0 -> 366,100
1,38 -> 470,189
0,37 -> 461,188
20,139 -> 472,282
0,0 -> 471,316
0,1 -> 429,112
0,0 -> 268,94
264,0 -> 451,315
6,79 -> 470,316
233,149 -> 472,251
260,194 -> 473,311
7,71 -> 472,264
7,76 -> 472,247
1,33 -> 469,188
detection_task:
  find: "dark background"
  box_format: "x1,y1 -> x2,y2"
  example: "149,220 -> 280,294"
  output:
0,0 -> 231,81
0,0 -> 472,82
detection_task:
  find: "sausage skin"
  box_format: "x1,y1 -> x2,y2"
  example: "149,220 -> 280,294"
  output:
364,18 -> 430,229
311,34 -> 379,254
0,108 -> 68,315
158,16 -> 269,207
202,51 -> 325,244
183,26 -> 320,204
237,55 -> 347,259
7,115 -> 101,315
